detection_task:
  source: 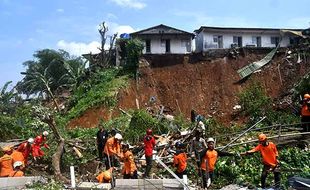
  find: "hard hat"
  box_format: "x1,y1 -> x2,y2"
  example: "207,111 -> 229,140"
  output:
258,134 -> 267,141
13,161 -> 23,168
2,146 -> 12,152
114,133 -> 122,140
43,131 -> 49,136
146,129 -> 152,135
304,94 -> 310,99
207,138 -> 215,143
28,138 -> 34,144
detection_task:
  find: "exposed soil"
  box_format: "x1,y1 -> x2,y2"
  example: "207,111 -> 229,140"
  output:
68,48 -> 310,128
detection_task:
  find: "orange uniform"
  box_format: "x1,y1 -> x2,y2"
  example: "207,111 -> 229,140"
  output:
17,142 -> 32,164
11,150 -> 25,166
104,137 -> 120,156
248,142 -> 278,167
173,152 -> 187,173
96,168 -> 113,183
201,149 -> 218,172
0,154 -> 13,177
122,151 -> 137,175
8,170 -> 24,177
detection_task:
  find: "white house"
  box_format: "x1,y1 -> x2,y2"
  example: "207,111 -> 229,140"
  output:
130,24 -> 194,54
194,26 -> 302,52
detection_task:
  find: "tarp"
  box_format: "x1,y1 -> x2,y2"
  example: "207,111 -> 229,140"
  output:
237,45 -> 279,79
280,29 -> 306,38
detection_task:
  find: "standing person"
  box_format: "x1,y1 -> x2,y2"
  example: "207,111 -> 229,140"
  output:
173,142 -> 187,179
190,130 -> 207,170
0,146 -> 14,177
241,134 -> 281,189
121,144 -> 138,179
200,138 -> 234,189
143,129 -> 156,178
32,131 -> 50,161
96,124 -> 108,162
9,161 -> 24,177
17,138 -> 33,165
104,133 -> 122,170
300,93 -> 310,132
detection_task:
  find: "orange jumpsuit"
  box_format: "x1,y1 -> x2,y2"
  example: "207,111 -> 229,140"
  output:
173,152 -> 187,173
0,154 -> 13,177
32,135 -> 49,158
11,150 -> 25,167
248,142 -> 278,167
104,137 -> 120,156
96,168 -> 113,183
17,142 -> 32,165
122,151 -> 137,175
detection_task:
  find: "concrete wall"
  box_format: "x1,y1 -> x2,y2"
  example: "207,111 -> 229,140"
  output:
197,30 -> 295,51
139,36 -> 192,54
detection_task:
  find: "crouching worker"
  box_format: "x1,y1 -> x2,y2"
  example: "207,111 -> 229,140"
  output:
241,134 -> 281,189
200,138 -> 234,189
96,167 -> 113,183
9,161 -> 24,177
121,144 -> 137,179
173,142 -> 187,179
0,146 -> 13,177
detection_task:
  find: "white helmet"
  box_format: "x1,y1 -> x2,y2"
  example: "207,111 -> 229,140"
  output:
114,133 -> 122,140
28,138 -> 34,144
43,131 -> 49,136
207,137 -> 215,143
13,161 -> 23,168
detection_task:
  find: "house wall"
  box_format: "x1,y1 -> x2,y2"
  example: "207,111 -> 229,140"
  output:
138,36 -> 192,54
197,30 -> 294,51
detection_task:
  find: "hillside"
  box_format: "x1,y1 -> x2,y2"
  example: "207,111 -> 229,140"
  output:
68,48 -> 310,128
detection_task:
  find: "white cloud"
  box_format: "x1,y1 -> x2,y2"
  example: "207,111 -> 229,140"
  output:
56,8 -> 64,13
56,40 -> 101,56
110,0 -> 146,9
107,13 -> 117,20
97,22 -> 136,36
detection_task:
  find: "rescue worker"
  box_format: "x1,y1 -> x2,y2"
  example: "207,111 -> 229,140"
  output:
190,130 -> 207,170
96,124 -> 108,162
9,161 -> 24,177
0,146 -> 14,177
96,167 -> 114,183
32,131 -> 50,161
11,148 -> 25,169
173,142 -> 187,179
300,93 -> 310,132
104,133 -> 122,169
241,134 -> 281,189
143,129 -> 156,178
200,138 -> 234,189
17,138 -> 33,165
121,144 -> 137,179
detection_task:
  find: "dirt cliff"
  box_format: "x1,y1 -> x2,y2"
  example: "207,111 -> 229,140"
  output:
68,48 -> 310,128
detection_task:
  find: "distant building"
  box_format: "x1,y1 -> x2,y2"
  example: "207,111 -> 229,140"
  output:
130,24 -> 194,54
194,26 -> 303,52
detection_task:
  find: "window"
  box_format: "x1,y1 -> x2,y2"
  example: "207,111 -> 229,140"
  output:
145,39 -> 151,53
161,39 -> 166,47
271,37 -> 280,45
213,36 -> 218,43
233,36 -> 242,47
252,36 -> 257,44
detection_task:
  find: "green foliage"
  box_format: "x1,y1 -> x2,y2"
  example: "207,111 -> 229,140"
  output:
27,179 -> 63,190
16,49 -> 86,97
66,68 -> 128,120
125,110 -> 169,144
238,82 -> 271,121
117,38 -> 144,74
292,71 -> 310,100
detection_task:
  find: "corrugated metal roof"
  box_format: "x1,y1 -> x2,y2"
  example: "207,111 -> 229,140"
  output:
237,46 -> 279,79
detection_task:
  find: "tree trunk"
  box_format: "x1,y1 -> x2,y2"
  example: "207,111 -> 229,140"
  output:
52,138 -> 69,183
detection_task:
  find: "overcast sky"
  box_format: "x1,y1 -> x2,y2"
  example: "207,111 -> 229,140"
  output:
0,0 -> 309,87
